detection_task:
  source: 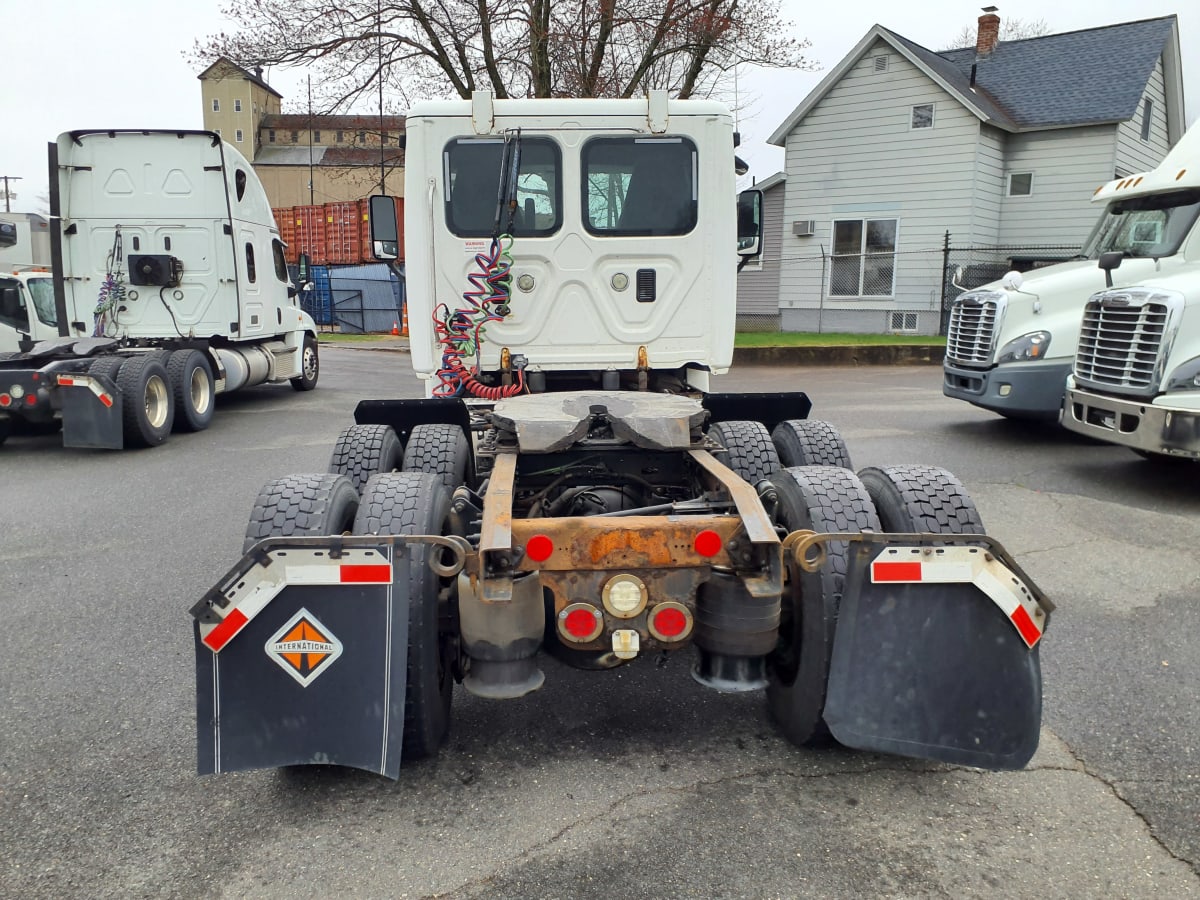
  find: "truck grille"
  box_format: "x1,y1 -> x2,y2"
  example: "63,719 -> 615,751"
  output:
1074,294 -> 1174,392
946,293 -> 1004,365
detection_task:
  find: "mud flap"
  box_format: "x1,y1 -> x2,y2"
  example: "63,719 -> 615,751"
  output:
59,373 -> 123,449
823,544 -> 1044,770
192,541 -> 411,779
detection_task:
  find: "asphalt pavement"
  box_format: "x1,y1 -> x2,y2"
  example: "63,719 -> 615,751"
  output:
0,347 -> 1196,898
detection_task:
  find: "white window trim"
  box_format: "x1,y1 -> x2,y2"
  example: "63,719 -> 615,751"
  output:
1140,99 -> 1153,142
235,99 -> 242,112
211,99 -> 220,112
235,129 -> 243,143
739,255 -> 764,272
910,103 -> 935,130
829,217 -> 899,299
1007,172 -> 1034,197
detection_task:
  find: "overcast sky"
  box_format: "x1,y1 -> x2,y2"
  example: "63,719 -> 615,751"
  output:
3,1 -> 1196,212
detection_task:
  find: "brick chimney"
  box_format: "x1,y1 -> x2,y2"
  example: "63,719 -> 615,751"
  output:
977,6 -> 1001,56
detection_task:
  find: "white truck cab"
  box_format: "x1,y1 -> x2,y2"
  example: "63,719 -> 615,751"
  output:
0,271 -> 78,352
943,130 -> 1200,421
1060,123 -> 1200,458
401,92 -> 744,397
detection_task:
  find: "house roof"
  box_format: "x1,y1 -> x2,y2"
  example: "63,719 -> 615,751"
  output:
769,15 -> 1179,145
197,57 -> 283,100
752,171 -> 786,192
253,146 -> 405,168
261,113 -> 407,132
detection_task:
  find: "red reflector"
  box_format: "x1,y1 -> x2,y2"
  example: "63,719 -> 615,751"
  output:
652,607 -> 688,638
1010,604 -> 1042,648
58,377 -> 76,386
526,534 -> 554,563
203,608 -> 249,652
563,608 -> 599,638
872,561 -> 923,582
0,394 -> 9,408
24,394 -> 35,407
99,393 -> 114,408
694,529 -> 722,557
339,564 -> 392,583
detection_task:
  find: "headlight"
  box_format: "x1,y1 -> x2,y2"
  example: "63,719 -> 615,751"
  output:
1166,357 -> 1200,393
997,331 -> 1050,363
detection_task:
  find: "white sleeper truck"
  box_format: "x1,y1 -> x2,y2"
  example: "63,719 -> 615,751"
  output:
1060,123 -> 1200,458
0,130 -> 320,449
943,121 -> 1200,421
191,94 -> 1052,779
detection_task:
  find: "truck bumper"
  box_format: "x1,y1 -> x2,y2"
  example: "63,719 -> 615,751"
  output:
943,360 -> 1069,420
1062,383 -> 1200,459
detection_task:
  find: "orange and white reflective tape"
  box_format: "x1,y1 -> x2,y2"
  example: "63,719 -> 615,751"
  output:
199,548 -> 392,653
56,373 -> 114,408
871,547 -> 1046,648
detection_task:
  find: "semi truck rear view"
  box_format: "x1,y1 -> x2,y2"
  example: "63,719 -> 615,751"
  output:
0,130 -> 319,449
191,94 -> 1052,780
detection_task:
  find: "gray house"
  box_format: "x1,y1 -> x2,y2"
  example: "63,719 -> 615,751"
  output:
764,11 -> 1185,334
735,171 -> 785,329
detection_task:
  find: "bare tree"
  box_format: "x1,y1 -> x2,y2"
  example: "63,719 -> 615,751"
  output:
194,0 -> 813,112
944,17 -> 1050,51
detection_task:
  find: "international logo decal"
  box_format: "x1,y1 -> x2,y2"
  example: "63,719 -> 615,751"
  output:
265,609 -> 343,687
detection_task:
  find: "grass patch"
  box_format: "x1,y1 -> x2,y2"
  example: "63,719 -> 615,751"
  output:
735,331 -> 945,347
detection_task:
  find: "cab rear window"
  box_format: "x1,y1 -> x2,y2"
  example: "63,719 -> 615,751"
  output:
583,137 -> 698,236
443,138 -> 561,238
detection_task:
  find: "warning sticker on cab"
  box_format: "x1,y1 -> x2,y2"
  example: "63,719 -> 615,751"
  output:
266,609 -> 344,687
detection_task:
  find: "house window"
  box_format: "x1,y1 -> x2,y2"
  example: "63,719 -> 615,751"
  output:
911,104 -> 934,129
336,130 -> 344,143
291,130 -> 299,143
212,99 -> 220,112
381,132 -> 389,145
358,131 -> 367,144
313,130 -> 321,143
874,55 -> 889,73
235,99 -> 242,112
830,219 -> 897,297
1140,99 -> 1153,141
1007,173 -> 1033,196
268,130 -> 276,143
235,129 -> 243,142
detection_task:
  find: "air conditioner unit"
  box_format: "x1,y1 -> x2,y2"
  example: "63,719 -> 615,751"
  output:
792,220 -> 815,237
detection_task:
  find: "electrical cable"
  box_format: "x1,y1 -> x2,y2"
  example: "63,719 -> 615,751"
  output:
94,226 -> 125,337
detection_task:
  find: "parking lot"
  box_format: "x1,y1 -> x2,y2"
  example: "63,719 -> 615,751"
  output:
1,347 -> 1197,898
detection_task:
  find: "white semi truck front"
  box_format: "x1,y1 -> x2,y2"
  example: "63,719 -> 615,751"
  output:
943,123 -> 1200,421
1060,142 -> 1200,458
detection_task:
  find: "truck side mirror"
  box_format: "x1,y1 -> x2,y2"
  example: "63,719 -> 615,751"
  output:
369,195 -> 400,261
0,221 -> 16,250
297,253 -> 310,285
1098,250 -> 1124,288
736,190 -> 763,260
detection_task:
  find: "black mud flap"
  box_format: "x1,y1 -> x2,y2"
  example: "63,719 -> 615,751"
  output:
192,541 -> 411,779
59,373 -> 123,449
823,544 -> 1045,771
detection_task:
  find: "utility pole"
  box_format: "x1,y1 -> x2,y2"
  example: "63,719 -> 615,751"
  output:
1,175 -> 21,212
378,0 -> 386,195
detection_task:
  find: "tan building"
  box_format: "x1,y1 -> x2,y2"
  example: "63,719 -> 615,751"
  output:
197,58 -> 405,208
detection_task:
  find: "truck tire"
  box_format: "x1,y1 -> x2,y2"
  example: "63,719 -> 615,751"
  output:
290,334 -> 319,391
329,424 -> 403,494
708,420 -> 780,484
116,355 -> 175,447
242,473 -> 360,554
167,350 -> 215,432
857,465 -> 984,535
87,354 -> 127,385
354,472 -> 455,760
772,419 -> 852,469
402,423 -> 472,490
766,465 -> 880,747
